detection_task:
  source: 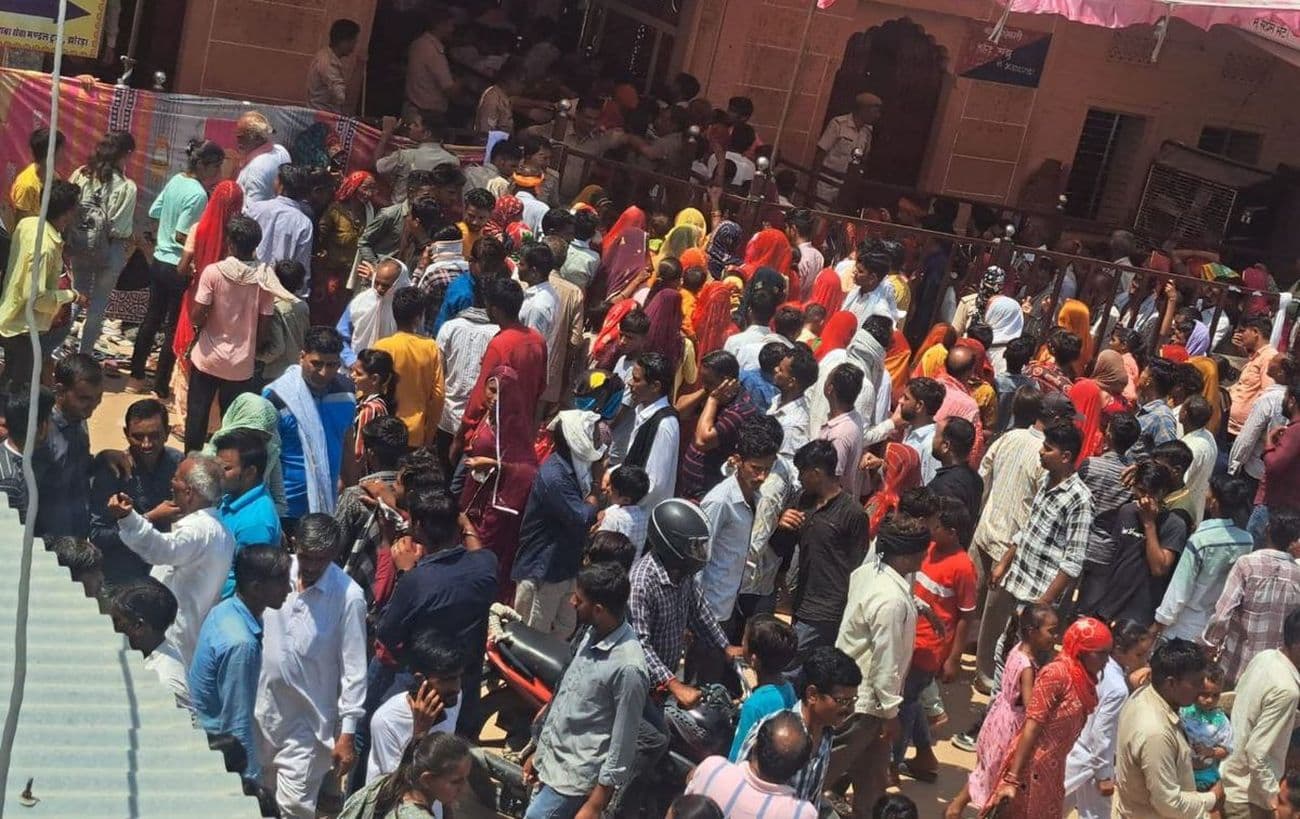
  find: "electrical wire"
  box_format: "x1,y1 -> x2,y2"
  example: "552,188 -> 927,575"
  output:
0,2 -> 70,815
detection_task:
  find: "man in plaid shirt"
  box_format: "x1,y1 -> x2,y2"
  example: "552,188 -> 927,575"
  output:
993,420 -> 1093,610
1202,507 -> 1300,684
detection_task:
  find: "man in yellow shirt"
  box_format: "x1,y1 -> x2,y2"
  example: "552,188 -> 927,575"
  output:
373,286 -> 445,448
0,180 -> 82,390
8,127 -> 65,225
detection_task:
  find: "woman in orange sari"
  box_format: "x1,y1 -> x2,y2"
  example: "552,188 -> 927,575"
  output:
1050,299 -> 1094,375
884,331 -> 912,399
1189,355 -> 1223,436
911,323 -> 956,378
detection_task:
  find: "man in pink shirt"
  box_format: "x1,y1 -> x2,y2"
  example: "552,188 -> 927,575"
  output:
1229,315 -> 1278,436
184,215 -> 280,450
934,345 -> 984,464
686,711 -> 819,819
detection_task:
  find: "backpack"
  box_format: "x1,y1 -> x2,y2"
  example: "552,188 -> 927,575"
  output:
65,169 -> 114,256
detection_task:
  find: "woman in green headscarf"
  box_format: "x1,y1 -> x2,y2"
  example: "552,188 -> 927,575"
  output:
202,393 -> 285,515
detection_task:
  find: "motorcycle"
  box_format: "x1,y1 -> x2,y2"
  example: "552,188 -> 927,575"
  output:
471,605 -> 752,819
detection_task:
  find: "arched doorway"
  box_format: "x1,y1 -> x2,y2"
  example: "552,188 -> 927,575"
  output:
824,18 -> 947,190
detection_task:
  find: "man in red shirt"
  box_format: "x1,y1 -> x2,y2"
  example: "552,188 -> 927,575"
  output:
454,276 -> 545,462
894,495 -> 977,781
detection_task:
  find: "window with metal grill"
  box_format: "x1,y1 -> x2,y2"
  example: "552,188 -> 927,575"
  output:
1064,108 -> 1148,222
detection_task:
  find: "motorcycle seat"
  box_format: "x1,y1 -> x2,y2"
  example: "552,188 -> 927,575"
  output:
501,620 -> 571,690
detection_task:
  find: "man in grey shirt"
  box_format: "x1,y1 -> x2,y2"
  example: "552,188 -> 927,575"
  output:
524,562 -> 650,819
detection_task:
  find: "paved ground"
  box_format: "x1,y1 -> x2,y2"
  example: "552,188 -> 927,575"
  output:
88,382 -> 990,817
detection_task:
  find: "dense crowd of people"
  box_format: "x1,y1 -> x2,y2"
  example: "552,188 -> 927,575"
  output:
5,7 -> 1300,817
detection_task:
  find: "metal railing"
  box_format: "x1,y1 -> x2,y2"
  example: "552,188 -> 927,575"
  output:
539,137 -> 1278,362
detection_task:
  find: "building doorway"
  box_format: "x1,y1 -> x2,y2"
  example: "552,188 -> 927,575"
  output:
1064,108 -> 1148,223
824,18 -> 947,191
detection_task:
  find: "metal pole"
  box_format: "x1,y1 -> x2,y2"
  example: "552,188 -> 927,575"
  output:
116,0 -> 146,87
769,0 -> 816,165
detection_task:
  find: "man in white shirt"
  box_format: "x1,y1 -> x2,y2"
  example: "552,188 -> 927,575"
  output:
235,112 -> 292,205
255,515 -> 367,819
518,244 -> 560,359
623,352 -> 681,510
366,630 -> 464,791
306,19 -> 359,113
1179,396 -> 1217,526
1219,610 -> 1300,819
110,576 -> 192,712
107,453 -> 234,665
786,209 -> 823,301
725,290 -> 784,373
702,124 -> 759,190
436,306 -> 498,454
828,515 -> 926,818
513,166 -> 550,236
699,418 -> 780,626
769,345 -> 818,459
841,238 -> 898,326
861,377 -> 943,484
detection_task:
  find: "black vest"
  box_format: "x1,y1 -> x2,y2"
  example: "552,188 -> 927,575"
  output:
624,405 -> 677,470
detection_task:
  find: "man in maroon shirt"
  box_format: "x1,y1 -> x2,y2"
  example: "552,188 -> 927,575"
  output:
1254,383 -> 1300,543
454,276 -> 545,461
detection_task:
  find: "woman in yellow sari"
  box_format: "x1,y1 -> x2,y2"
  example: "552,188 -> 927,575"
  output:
675,207 -> 708,232
911,323 -> 956,378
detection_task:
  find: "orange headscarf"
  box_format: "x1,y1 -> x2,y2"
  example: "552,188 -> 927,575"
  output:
739,228 -> 794,291
1056,299 -> 1094,372
1061,617 -> 1112,714
910,323 -> 953,377
885,330 -> 912,396
1189,356 -> 1222,434
1067,378 -> 1105,466
865,443 -> 922,539
816,311 -> 859,362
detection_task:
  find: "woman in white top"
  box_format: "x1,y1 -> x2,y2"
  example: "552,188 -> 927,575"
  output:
68,130 -> 138,355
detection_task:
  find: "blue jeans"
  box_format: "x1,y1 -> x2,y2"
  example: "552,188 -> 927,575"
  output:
524,785 -> 587,819
70,241 -> 125,354
892,667 -> 936,764
793,618 -> 839,654
1248,505 -> 1270,549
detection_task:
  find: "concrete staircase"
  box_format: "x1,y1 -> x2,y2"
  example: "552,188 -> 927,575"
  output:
0,503 -> 258,817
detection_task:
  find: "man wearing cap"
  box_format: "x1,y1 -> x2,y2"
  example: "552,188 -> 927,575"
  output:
825,514 -> 927,818
812,93 -> 882,208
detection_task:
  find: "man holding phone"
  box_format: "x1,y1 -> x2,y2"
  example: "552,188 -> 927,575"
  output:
364,628 -> 464,788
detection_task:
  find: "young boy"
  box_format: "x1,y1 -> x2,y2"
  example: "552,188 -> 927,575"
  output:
1180,665 -> 1232,792
583,530 -> 636,573
727,614 -> 798,761
799,304 -> 827,348
597,465 -> 650,558
895,496 -> 977,781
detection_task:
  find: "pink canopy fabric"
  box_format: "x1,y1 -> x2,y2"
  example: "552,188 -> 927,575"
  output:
995,0 -> 1300,42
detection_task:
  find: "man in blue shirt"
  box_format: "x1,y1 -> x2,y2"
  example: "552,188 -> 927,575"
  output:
214,428 -> 282,598
189,546 -> 290,791
264,326 -> 356,528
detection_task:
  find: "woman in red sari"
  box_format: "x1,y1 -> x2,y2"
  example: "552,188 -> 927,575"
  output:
459,365 -> 539,601
808,265 -> 846,314
864,442 -> 921,539
815,311 -> 858,362
172,179 -> 244,435
738,228 -> 794,290
1067,378 -> 1106,465
692,279 -> 741,358
598,206 -> 651,303
986,618 -> 1112,819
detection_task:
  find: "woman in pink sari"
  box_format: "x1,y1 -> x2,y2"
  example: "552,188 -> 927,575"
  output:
459,365 -> 539,602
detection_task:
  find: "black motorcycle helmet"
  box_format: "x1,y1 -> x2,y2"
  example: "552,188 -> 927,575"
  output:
647,498 -> 711,576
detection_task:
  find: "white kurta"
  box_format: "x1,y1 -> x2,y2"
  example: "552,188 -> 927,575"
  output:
118,506 -> 235,666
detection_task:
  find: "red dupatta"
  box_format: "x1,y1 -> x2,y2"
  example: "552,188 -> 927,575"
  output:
174,180 -> 243,362
738,228 -> 794,291
692,280 -> 740,357
808,266 -> 846,314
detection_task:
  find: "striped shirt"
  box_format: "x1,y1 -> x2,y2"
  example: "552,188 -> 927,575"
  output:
1202,548 -> 1300,684
686,756 -> 818,819
1155,518 -> 1254,643
734,704 -> 832,806
1132,398 -> 1179,460
1077,451 -> 1133,565
1001,472 -> 1093,604
628,553 -> 729,686
971,427 -> 1044,562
